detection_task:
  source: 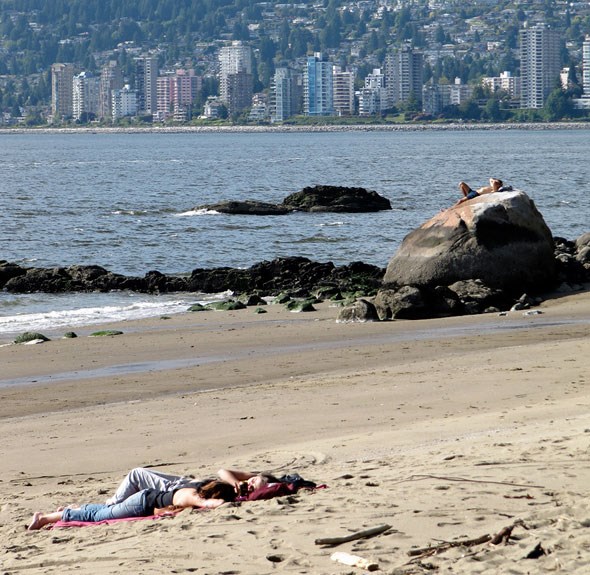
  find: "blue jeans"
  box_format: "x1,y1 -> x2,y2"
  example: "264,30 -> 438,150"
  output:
63,490 -> 150,522
106,467 -> 197,505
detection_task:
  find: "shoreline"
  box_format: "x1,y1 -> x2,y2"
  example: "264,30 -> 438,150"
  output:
2,290 -> 590,573
2,121 -> 590,135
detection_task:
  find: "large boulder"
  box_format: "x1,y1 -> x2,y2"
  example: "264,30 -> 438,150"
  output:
383,191 -> 557,294
282,185 -> 392,212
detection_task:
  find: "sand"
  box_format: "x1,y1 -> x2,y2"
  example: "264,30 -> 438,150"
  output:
1,290 -> 590,574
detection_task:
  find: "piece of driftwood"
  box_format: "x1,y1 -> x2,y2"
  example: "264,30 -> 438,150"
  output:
330,552 -> 379,571
407,534 -> 492,557
490,519 -> 526,544
407,520 -> 527,559
315,524 -> 391,546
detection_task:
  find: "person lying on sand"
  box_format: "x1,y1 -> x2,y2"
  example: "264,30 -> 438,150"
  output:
28,480 -> 236,531
106,467 -> 280,505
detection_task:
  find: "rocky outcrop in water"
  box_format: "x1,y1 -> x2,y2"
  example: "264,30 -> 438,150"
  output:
194,185 -> 392,214
281,185 -> 392,212
0,258 -> 384,299
194,200 -> 291,215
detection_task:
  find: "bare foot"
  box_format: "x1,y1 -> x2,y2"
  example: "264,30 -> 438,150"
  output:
28,512 -> 44,531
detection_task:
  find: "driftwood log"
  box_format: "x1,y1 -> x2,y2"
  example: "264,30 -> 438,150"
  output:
315,524 -> 392,546
407,520 -> 527,559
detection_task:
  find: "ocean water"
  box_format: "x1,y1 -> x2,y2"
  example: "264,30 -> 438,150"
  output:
1,128 -> 589,337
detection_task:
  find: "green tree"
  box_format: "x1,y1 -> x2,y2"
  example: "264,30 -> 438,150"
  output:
544,87 -> 572,120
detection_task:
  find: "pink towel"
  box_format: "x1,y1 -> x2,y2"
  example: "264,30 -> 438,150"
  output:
52,513 -> 173,529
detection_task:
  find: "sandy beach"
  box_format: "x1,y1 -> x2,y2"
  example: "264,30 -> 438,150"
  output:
2,289 -> 590,574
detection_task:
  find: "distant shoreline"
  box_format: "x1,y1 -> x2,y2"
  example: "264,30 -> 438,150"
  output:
2,121 -> 590,135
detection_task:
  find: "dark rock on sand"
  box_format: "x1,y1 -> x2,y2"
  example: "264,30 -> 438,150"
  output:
336,298 -> 380,322
383,190 -> 556,295
13,331 -> 50,344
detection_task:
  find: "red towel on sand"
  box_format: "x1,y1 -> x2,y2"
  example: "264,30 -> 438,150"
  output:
52,514 -> 170,528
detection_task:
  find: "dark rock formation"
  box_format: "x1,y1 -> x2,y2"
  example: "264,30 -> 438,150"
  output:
0,257 -> 384,301
193,185 -> 391,215
187,257 -> 383,296
383,191 -> 556,295
281,185 -> 392,212
194,200 -> 291,215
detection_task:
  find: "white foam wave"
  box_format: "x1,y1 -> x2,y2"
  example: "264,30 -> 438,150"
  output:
0,292 -> 232,337
175,209 -> 220,217
318,221 -> 344,227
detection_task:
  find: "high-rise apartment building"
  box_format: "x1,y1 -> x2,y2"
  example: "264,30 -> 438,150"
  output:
358,68 -> 386,116
271,68 -> 302,122
99,61 -> 124,121
218,41 -> 254,115
135,56 -> 158,114
112,85 -> 138,120
583,37 -> 590,96
519,23 -> 561,109
385,46 -> 423,108
51,63 -> 74,120
72,71 -> 99,121
333,67 -> 355,116
303,53 -> 334,116
157,69 -> 201,120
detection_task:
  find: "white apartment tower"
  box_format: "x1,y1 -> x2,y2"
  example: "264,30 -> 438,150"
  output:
333,67 -> 355,116
218,41 -> 254,115
583,37 -> 590,96
112,85 -> 138,120
51,63 -> 74,120
519,23 -> 561,109
72,71 -> 99,121
385,46 -> 423,108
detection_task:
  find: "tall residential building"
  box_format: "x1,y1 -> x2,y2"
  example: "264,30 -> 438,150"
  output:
218,41 -> 254,115
583,37 -> 590,96
156,69 -> 201,120
112,85 -> 137,120
359,68 -> 386,116
573,36 -> 590,110
51,63 -> 74,120
303,53 -> 334,116
135,56 -> 158,114
99,61 -> 124,121
271,68 -> 302,122
72,71 -> 100,121
385,46 -> 423,108
333,67 -> 355,116
519,23 -> 561,109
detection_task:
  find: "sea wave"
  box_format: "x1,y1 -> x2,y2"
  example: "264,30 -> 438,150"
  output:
175,209 -> 220,216
0,291 -> 232,338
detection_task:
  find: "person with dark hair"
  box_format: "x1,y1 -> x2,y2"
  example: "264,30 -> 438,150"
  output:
106,466 -> 281,505
217,468 -> 281,496
455,178 -> 509,206
28,481 -> 235,531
